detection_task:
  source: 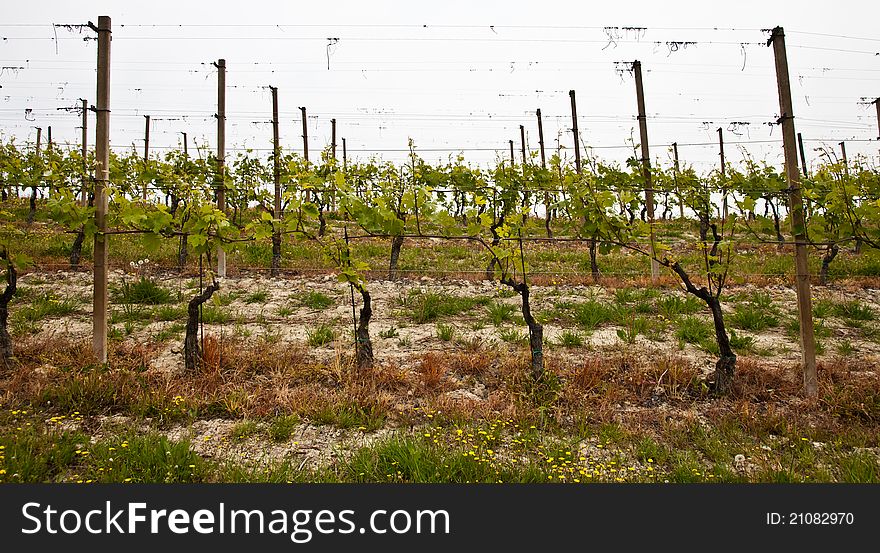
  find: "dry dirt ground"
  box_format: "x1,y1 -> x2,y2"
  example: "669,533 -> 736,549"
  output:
10,269 -> 880,473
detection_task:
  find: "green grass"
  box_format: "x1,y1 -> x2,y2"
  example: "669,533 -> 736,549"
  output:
200,305 -> 231,324
657,295 -> 703,318
307,324 -> 336,347
268,415 -> 301,442
402,291 -> 489,324
299,291 -> 335,310
498,327 -> 527,345
556,330 -> 584,348
12,293 -> 79,323
436,323 -> 456,342
379,326 -> 399,339
572,301 -> 618,330
729,304 -> 778,332
487,302 -> 516,326
832,301 -> 874,322
244,290 -> 270,304
112,277 -> 173,305
152,304 -> 186,322
676,316 -> 712,345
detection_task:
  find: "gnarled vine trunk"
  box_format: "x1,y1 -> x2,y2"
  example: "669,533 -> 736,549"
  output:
819,244 -> 839,286
271,232 -> 281,277
388,234 -> 404,280
70,228 -> 85,269
501,277 -> 543,379
588,236 -> 600,282
0,261 -> 17,369
706,295 -> 736,395
355,287 -> 373,370
184,280 -> 219,372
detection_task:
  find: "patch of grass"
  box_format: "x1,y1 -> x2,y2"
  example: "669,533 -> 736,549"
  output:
379,326 -> 399,339
616,316 -> 649,344
113,277 -> 173,305
13,293 -> 78,323
200,306 -> 231,324
230,420 -> 260,440
729,330 -> 755,354
657,295 -> 703,318
277,306 -> 295,317
487,302 -> 516,326
0,425 -> 83,482
311,403 -> 387,431
498,327 -> 527,345
729,304 -> 778,332
436,323 -> 456,342
837,451 -> 880,483
268,415 -> 300,442
556,330 -> 584,348
573,300 -> 618,330
832,301 -> 874,322
154,322 -> 185,342
402,291 -> 489,324
152,304 -> 186,322
299,291 -> 334,310
307,323 -> 336,347
84,433 -> 210,483
836,340 -> 856,356
244,290 -> 269,304
676,316 -> 712,346
813,298 -> 835,319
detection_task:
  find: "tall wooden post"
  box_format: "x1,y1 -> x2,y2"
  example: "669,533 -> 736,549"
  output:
509,140 -> 515,166
536,108 -> 546,168
342,137 -> 347,171
519,124 -> 527,165
839,141 -> 848,175
93,15 -> 111,364
769,26 -> 817,398
142,115 -> 150,200
215,58 -> 226,277
718,127 -> 728,219
874,98 -> 880,140
673,142 -> 684,219
81,98 -> 88,206
569,90 -> 582,174
633,60 -> 660,281
330,118 -> 337,210
270,86 -> 281,276
35,127 -> 41,152
300,106 -> 309,163
182,132 -> 188,156
47,126 -> 52,150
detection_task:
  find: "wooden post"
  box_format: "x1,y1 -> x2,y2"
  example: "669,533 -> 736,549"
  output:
93,15 -> 111,364
300,106 -> 309,163
769,26 -> 817,398
569,90 -> 582,174
509,140 -> 515,166
270,86 -> 281,276
81,98 -> 88,206
182,132 -> 188,156
342,137 -> 347,171
47,126 -> 52,151
142,115 -> 150,200
536,108 -> 546,168
35,127 -> 41,152
330,118 -> 337,210
718,127 -> 728,219
215,58 -> 226,277
673,142 -> 684,219
839,141 -> 848,175
874,98 -> 880,140
633,60 -> 660,281
519,124 -> 527,165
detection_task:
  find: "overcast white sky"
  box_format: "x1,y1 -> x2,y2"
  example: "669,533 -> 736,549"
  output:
1,0 -> 878,173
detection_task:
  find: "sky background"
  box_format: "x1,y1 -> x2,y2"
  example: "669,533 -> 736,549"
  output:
1,0 -> 878,174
